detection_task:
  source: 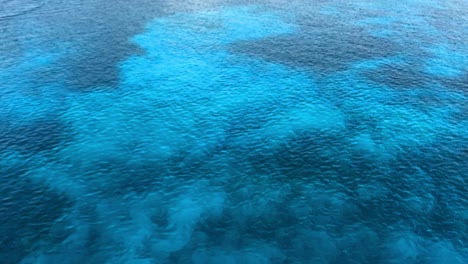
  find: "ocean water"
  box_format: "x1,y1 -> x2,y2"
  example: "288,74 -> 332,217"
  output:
0,0 -> 467,263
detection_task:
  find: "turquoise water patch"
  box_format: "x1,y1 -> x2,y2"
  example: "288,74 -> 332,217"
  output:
424,44 -> 468,77
60,7 -> 317,175
0,48 -> 69,126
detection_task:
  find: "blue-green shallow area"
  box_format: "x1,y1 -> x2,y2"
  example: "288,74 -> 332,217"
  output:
0,0 -> 467,263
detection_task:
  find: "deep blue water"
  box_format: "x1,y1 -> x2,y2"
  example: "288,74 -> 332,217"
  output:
1,0 -> 467,263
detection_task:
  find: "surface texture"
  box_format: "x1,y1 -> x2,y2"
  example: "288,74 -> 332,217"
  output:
0,0 -> 467,263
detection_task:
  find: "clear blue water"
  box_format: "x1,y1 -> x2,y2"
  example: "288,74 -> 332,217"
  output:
1,0 -> 467,263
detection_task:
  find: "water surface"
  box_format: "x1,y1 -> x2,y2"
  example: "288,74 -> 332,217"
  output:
0,0 -> 467,263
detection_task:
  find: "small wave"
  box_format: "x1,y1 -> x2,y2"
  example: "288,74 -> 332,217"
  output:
0,0 -> 44,20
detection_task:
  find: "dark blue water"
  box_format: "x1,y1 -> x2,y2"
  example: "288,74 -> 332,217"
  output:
1,0 -> 467,263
